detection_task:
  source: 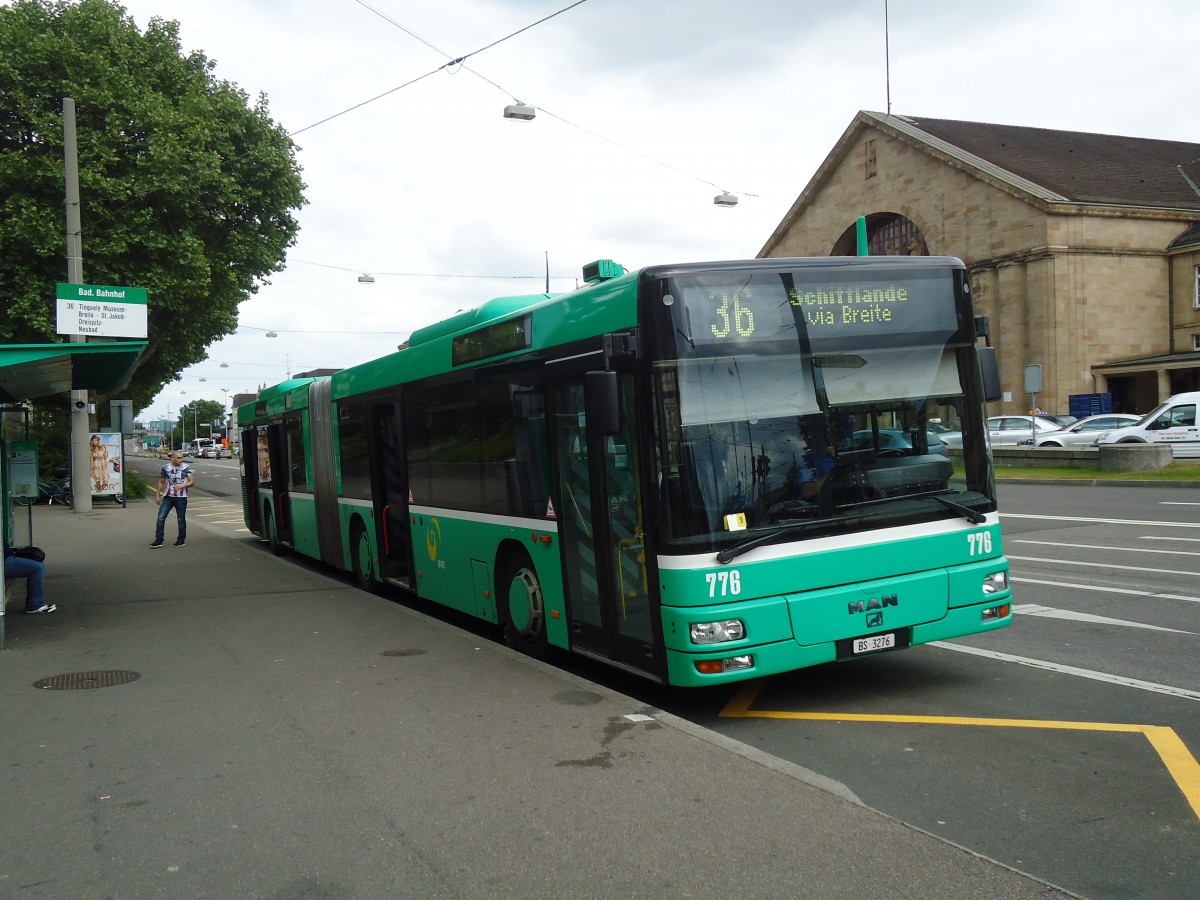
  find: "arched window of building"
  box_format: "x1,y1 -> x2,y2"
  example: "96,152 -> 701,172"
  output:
830,213 -> 930,256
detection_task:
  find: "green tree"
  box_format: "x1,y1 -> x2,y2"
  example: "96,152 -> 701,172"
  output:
176,398 -> 224,445
0,0 -> 306,409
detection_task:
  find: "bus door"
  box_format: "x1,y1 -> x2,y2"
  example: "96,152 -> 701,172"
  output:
547,358 -> 659,678
241,425 -> 261,535
262,422 -> 292,545
368,399 -> 413,588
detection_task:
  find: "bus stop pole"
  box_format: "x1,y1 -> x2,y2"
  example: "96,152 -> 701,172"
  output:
64,98 -> 92,514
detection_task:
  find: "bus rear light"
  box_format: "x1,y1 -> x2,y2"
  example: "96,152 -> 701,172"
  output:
690,619 -> 746,644
694,655 -> 754,675
982,603 -> 1010,621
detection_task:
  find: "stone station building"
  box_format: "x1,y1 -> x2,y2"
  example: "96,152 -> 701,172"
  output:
760,111 -> 1200,417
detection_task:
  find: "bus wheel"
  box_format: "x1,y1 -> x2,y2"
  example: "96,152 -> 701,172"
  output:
498,553 -> 550,659
352,521 -> 381,594
265,507 -> 286,556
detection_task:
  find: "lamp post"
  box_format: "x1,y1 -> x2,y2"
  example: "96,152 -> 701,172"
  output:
220,388 -> 233,453
179,391 -> 188,451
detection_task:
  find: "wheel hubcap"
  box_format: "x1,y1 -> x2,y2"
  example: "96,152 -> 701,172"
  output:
508,568 -> 544,638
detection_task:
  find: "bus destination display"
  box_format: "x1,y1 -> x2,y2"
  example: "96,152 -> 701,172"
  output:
678,274 -> 957,345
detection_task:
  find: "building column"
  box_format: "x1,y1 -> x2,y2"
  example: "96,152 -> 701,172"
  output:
1157,369 -> 1171,403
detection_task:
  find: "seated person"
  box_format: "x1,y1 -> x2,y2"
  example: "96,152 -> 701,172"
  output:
3,540 -> 54,614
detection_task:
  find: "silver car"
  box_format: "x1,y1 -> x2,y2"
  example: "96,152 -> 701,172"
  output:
988,415 -> 1064,446
927,417 -> 1060,449
1032,414 -> 1140,448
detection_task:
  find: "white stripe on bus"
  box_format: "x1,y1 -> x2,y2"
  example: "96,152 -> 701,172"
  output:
656,513 -> 1001,568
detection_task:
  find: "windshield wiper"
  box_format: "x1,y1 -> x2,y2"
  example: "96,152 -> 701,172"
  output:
716,514 -> 860,564
926,493 -> 986,524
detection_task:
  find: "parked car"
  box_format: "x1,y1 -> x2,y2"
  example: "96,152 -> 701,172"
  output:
942,415 -> 1063,449
938,429 -> 964,449
1095,391 -> 1200,458
987,415 -> 1064,446
1037,414 -> 1078,428
852,429 -> 950,456
1031,414 -> 1140,447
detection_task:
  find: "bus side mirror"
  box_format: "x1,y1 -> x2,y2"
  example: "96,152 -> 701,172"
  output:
585,370 -> 621,435
978,347 -> 1001,403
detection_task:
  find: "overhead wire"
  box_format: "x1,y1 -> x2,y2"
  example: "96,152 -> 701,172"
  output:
346,0 -> 755,198
290,258 -> 575,280
291,0 -> 591,137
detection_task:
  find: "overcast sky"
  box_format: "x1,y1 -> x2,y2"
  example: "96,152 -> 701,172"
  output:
116,0 -> 1200,424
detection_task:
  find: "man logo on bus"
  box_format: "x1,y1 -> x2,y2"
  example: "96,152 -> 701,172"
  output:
425,518 -> 442,562
847,593 -> 898,615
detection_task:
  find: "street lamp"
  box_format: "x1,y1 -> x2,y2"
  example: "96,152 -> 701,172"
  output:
503,100 -> 536,120
179,392 -> 187,448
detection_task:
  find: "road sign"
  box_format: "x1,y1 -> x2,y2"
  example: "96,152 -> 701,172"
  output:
56,283 -> 148,338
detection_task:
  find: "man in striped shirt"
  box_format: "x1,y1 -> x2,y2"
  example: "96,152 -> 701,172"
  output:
150,451 -> 196,548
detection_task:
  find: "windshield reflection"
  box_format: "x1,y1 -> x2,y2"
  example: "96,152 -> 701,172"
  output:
650,267 -> 994,551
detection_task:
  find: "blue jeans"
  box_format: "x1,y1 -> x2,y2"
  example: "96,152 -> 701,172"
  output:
5,555 -> 45,610
156,496 -> 188,543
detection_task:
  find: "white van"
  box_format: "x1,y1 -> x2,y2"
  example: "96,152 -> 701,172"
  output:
1095,391 -> 1200,458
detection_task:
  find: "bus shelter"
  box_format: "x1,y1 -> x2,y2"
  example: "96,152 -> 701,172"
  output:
1,341 -> 146,648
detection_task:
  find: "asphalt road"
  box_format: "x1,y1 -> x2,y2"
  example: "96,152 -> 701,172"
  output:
167,460 -> 1199,900
624,482 -> 1200,900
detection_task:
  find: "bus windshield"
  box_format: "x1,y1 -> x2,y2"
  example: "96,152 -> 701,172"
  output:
650,264 -> 994,550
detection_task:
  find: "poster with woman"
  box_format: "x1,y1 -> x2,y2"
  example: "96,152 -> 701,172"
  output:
256,426 -> 272,482
89,433 -> 124,498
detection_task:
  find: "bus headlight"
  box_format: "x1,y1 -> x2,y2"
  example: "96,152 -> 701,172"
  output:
982,571 -> 1008,595
690,619 -> 746,644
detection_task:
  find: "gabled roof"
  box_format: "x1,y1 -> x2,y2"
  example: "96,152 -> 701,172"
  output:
762,111 -> 1200,256
1169,221 -> 1200,249
898,114 -> 1200,211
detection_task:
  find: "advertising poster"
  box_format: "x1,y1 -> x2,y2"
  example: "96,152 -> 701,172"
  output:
6,441 -> 39,500
88,432 -> 124,498
256,426 -> 272,481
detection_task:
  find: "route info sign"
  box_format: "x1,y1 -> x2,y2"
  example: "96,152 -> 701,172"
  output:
56,283 -> 148,339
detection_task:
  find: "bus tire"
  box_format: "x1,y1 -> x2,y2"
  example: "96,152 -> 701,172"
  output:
351,520 -> 382,594
498,552 -> 550,659
265,507 -> 286,556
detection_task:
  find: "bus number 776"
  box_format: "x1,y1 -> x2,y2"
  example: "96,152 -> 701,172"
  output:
968,532 -> 993,555
706,571 -> 742,598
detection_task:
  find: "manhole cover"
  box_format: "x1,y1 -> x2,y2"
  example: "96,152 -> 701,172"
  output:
33,670 -> 141,691
379,649 -> 425,657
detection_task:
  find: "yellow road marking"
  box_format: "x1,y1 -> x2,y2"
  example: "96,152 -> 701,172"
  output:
721,677 -> 1200,820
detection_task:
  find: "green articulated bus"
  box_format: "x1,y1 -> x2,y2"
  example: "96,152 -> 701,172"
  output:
238,255 -> 1011,686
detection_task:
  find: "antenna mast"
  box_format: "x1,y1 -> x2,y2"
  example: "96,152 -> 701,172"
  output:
885,0 -> 892,115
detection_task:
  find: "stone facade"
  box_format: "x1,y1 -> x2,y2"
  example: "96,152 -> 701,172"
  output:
760,112 -> 1200,416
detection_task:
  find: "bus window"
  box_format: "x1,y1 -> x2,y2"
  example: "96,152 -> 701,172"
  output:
286,416 -> 307,489
338,402 -> 371,499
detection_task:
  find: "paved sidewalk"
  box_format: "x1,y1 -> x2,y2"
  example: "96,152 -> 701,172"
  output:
1,500 -> 1079,898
